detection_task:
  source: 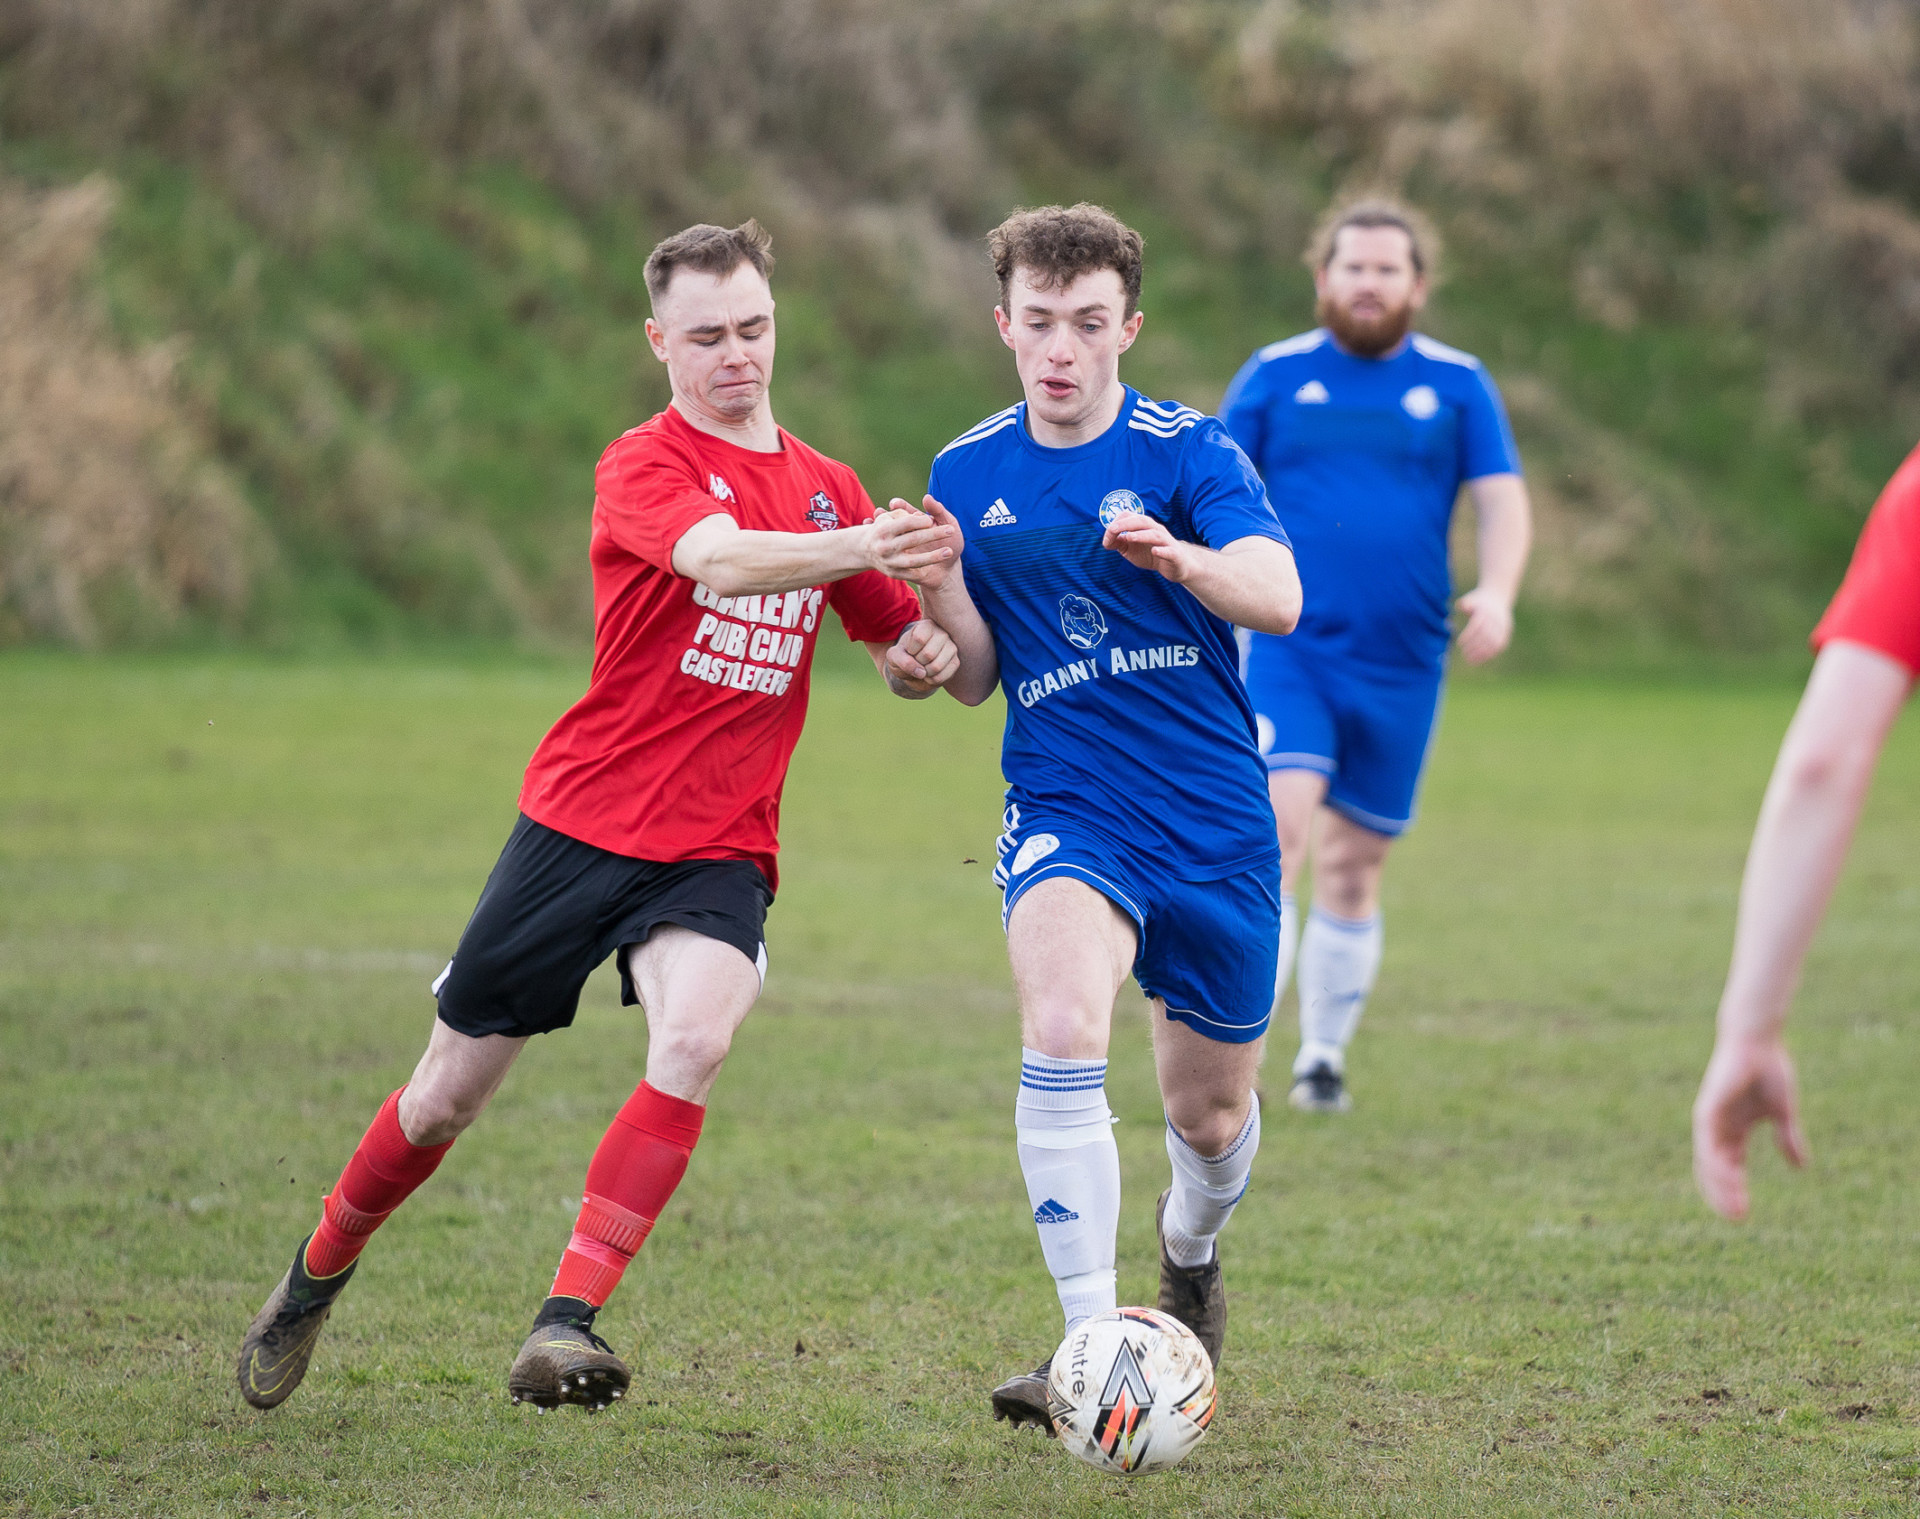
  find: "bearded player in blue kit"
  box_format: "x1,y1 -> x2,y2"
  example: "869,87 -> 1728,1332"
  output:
896,204 -> 1302,1429
1220,199 -> 1533,1114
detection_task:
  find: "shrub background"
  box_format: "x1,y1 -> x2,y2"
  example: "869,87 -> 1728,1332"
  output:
1,0 -> 1916,662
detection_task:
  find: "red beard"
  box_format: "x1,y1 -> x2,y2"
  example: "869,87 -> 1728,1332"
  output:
1317,292 -> 1414,358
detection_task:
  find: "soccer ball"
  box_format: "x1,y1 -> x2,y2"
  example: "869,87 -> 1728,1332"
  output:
1047,1307 -> 1216,1474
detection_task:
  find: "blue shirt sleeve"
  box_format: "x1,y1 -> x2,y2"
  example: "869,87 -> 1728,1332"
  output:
1459,363 -> 1522,482
1181,418 -> 1291,552
1217,353 -> 1270,474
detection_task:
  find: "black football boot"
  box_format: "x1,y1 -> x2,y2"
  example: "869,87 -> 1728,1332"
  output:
237,1235 -> 358,1410
508,1297 -> 631,1412
1155,1189 -> 1225,1370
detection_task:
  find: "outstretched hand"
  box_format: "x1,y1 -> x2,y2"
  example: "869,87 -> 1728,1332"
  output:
1692,1035 -> 1810,1221
1102,511 -> 1195,582
870,496 -> 964,587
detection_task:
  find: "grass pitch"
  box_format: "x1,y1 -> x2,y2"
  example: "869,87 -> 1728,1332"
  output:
4,654 -> 1920,1516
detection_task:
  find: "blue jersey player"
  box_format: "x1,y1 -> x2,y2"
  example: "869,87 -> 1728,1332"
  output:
899,204 -> 1302,1428
1220,200 -> 1532,1114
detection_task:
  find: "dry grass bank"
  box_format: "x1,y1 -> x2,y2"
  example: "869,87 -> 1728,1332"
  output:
0,0 -> 1914,651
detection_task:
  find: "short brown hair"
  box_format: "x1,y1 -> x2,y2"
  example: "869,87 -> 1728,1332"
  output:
644,219 -> 775,305
988,203 -> 1145,317
1306,197 -> 1438,278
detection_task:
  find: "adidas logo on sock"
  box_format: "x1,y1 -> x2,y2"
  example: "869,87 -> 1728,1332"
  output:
1033,1198 -> 1080,1224
979,499 -> 1017,527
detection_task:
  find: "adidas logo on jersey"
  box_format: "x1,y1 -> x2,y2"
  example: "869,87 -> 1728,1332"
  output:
979,498 -> 1017,527
1033,1198 -> 1081,1224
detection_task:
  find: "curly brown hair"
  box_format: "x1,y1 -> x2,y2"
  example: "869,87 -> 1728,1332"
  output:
643,219 -> 775,305
987,203 -> 1145,316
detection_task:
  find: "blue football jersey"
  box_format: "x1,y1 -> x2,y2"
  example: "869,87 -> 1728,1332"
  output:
1220,329 -> 1522,671
929,388 -> 1292,879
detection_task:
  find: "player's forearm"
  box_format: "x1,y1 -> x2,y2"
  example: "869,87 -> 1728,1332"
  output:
921,574 -> 1000,706
1717,763 -> 1870,1046
674,523 -> 876,598
1715,645 -> 1909,1046
1470,475 -> 1532,605
1181,540 -> 1301,634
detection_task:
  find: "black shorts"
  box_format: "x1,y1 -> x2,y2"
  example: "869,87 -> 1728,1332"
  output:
432,814 -> 773,1039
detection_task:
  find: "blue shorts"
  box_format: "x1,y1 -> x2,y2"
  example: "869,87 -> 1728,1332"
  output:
993,802 -> 1280,1044
1242,634 -> 1444,837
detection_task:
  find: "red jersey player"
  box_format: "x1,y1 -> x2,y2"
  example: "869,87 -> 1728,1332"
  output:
237,221 -> 966,1412
1693,444 -> 1920,1220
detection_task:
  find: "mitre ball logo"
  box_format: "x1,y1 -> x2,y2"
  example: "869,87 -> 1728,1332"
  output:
1098,488 -> 1145,527
1058,594 -> 1109,651
805,491 -> 840,531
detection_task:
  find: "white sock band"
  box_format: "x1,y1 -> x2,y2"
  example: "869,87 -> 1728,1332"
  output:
1270,891 -> 1300,1019
1015,1049 -> 1120,1333
1295,906 -> 1382,1076
1163,1095 -> 1261,1268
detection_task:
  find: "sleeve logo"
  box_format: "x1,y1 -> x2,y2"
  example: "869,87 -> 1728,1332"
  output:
1058,594 -> 1109,650
709,473 -> 736,503
1098,489 -> 1144,527
805,491 -> 840,531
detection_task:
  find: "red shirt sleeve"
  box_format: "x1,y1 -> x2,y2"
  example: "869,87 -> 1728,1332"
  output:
1812,442 -> 1920,674
825,473 -> 921,643
594,428 -> 729,574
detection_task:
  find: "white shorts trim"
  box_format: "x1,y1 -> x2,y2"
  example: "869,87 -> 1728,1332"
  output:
1001,859 -> 1147,935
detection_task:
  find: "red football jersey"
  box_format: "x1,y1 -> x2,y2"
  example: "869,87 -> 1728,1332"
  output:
518,405 -> 920,888
1812,441 -> 1920,675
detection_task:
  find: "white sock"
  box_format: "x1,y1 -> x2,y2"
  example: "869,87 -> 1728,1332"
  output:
1163,1094 -> 1261,1268
1294,906 -> 1383,1077
1015,1049 -> 1120,1332
1269,891 -> 1300,1019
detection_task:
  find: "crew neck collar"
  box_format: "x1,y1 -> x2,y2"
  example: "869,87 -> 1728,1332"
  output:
1015,386 -> 1134,461
665,401 -> 790,463
1324,329 -> 1414,364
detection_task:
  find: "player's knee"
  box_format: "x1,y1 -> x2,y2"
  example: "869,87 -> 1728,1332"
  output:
1021,996 -> 1108,1058
400,1085 -> 486,1146
651,1023 -> 735,1084
1165,1095 -> 1247,1157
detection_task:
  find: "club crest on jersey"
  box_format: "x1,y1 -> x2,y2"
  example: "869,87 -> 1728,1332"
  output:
805,491 -> 839,531
709,473 -> 736,503
1294,379 -> 1330,404
1098,489 -> 1144,527
1058,594 -> 1109,651
1401,385 -> 1440,419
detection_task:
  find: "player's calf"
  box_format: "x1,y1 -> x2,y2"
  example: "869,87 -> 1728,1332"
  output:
1155,1095 -> 1260,1369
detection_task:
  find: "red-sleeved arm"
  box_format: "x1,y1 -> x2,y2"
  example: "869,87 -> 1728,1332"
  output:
594,429 -> 729,574
1812,442 -> 1920,674
825,475 -> 921,642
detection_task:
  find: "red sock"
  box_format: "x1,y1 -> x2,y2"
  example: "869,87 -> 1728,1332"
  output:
550,1082 -> 705,1307
303,1088 -> 455,1279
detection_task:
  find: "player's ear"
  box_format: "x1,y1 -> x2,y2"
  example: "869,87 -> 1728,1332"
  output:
1117,310 -> 1145,353
644,318 -> 669,364
994,305 -> 1016,350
